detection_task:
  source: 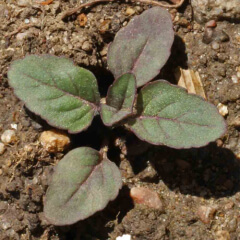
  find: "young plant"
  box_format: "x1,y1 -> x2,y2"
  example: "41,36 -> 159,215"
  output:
7,7 -> 226,226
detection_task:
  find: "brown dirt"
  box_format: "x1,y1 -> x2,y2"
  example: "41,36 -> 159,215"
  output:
0,1 -> 240,239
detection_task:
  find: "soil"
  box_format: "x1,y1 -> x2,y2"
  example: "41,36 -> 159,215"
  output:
0,0 -> 240,239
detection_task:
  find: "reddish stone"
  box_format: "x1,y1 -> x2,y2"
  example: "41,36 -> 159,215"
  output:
130,187 -> 163,210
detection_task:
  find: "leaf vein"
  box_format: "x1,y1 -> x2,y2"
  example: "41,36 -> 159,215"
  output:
20,72 -> 97,109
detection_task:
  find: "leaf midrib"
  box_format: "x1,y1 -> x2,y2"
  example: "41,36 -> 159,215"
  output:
63,156 -> 103,207
18,71 -> 97,109
131,37 -> 150,73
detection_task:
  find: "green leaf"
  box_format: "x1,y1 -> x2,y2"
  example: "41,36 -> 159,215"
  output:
8,55 -> 100,133
100,73 -> 136,126
126,80 -> 226,148
44,147 -> 122,226
108,7 -> 174,87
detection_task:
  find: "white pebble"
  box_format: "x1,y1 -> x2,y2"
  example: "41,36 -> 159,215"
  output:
0,142 -> 5,155
10,123 -> 18,130
212,42 -> 220,50
30,17 -> 38,24
16,32 -> 29,41
24,19 -> 30,24
116,234 -> 131,240
231,75 -> 239,84
217,103 -> 228,117
24,144 -> 33,153
1,130 -> 17,144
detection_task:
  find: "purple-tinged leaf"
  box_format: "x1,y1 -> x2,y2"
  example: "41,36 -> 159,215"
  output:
126,80 -> 226,148
100,73 -> 136,126
108,7 -> 174,87
44,147 -> 122,226
8,55 -> 100,133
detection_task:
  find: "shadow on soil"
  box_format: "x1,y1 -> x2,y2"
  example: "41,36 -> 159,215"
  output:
131,141 -> 239,199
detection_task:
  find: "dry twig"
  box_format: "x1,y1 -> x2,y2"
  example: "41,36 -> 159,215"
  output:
61,0 -> 185,20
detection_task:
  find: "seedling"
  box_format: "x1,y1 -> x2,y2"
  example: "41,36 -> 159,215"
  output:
8,7 -> 226,226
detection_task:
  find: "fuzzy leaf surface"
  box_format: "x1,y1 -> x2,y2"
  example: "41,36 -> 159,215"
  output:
108,7 -> 174,87
100,73 -> 136,126
127,80 -> 226,148
8,55 -> 100,133
44,147 -> 122,226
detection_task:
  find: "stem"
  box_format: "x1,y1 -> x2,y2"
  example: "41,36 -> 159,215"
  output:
99,138 -> 109,160
61,0 -> 185,20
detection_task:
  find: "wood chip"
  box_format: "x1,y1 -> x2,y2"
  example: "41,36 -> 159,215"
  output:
78,13 -> 87,27
37,0 -> 54,5
175,68 -> 207,99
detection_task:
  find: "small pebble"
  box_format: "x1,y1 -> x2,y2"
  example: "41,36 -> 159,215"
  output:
39,130 -> 70,153
231,116 -> 240,127
116,234 -> 131,240
99,20 -> 111,34
24,19 -> 30,24
81,41 -> 92,52
212,42 -> 220,50
16,32 -> 29,41
224,201 -> 234,210
130,187 -> 163,210
0,142 -> 5,155
217,103 -> 228,116
205,20 -> 217,28
231,75 -> 239,84
10,123 -> 17,130
196,205 -> 217,224
1,130 -> 17,144
125,7 -> 135,16
30,17 -> 38,24
24,144 -> 33,153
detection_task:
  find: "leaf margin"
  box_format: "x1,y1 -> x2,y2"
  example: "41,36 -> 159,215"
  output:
43,147 -> 123,226
107,7 -> 174,88
7,54 -> 100,134
126,80 -> 227,149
